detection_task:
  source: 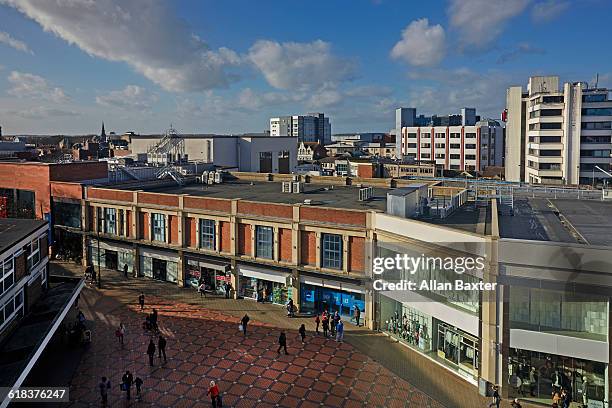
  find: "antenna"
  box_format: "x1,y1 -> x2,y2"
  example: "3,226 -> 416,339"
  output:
595,73 -> 599,89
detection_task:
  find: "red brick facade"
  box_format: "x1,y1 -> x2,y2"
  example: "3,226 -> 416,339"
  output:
219,221 -> 231,253
237,224 -> 252,256
279,228 -> 292,262
237,202 -> 293,219
300,231 -> 316,266
183,197 -> 231,212
185,217 -> 197,247
88,188 -> 133,203
138,192 -> 179,207
169,215 -> 179,245
300,207 -> 366,226
348,236 -> 365,272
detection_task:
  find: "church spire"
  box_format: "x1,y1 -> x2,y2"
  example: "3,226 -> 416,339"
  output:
101,122 -> 106,141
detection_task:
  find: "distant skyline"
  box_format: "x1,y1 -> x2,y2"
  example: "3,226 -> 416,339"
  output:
0,0 -> 611,135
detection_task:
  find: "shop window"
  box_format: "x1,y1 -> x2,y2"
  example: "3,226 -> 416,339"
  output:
152,213 -> 166,242
255,226 -> 273,259
199,219 -> 216,250
321,233 -> 343,270
52,201 -> 81,228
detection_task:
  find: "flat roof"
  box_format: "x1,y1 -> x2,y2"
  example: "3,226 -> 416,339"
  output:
0,219 -> 47,254
499,198 -> 612,245
115,180 -> 390,211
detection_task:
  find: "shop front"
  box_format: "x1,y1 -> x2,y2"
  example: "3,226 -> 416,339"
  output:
299,276 -> 365,323
139,248 -> 179,284
507,348 -> 608,407
185,256 -> 231,294
237,264 -> 291,305
88,239 -> 135,274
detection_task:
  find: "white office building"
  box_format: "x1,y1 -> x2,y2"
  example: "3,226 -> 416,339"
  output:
505,75 -> 612,185
269,113 -> 331,144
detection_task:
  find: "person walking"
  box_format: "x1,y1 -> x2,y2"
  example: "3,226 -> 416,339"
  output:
134,376 -> 143,402
322,313 -> 330,338
331,311 -> 339,336
314,314 -> 320,335
198,281 -> 206,298
138,292 -> 145,311
146,339 -> 156,366
240,314 -> 250,336
354,306 -> 361,327
158,335 -> 167,363
286,299 -> 294,318
99,376 -> 111,407
488,385 -> 501,408
299,324 -> 306,343
116,323 -> 125,346
510,398 -> 522,408
277,332 -> 288,355
123,263 -> 129,278
150,309 -> 158,331
91,267 -> 97,284
121,370 -> 133,401
335,319 -> 344,342
207,380 -> 220,408
225,282 -> 232,299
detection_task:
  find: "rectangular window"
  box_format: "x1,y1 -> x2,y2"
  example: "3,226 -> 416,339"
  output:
104,208 -> 116,235
255,226 -> 273,259
465,144 -> 476,149
152,213 -> 166,242
26,239 -> 40,271
465,133 -> 476,138
450,154 -> 461,159
199,219 -> 216,250
582,121 -> 612,130
435,133 -> 445,139
450,133 -> 461,139
407,133 -> 417,138
582,108 -> 612,116
582,94 -> 607,102
1,257 -> 14,295
321,233 -> 343,270
465,154 -> 476,160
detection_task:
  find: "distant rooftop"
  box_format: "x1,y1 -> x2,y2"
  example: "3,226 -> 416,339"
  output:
0,219 -> 47,254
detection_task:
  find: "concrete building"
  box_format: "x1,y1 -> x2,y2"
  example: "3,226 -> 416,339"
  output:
128,134 -> 297,174
331,133 -> 386,143
505,75 -> 612,185
269,113 -> 331,144
398,108 -> 503,172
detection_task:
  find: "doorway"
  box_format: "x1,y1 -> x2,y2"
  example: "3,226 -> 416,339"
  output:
152,258 -> 167,281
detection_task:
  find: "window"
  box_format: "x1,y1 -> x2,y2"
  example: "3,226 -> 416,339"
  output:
434,143 -> 445,148
321,234 -> 343,270
450,133 -> 461,139
580,149 -> 611,158
582,135 -> 611,144
435,153 -> 445,159
53,201 -> 81,228
1,257 -> 14,295
582,121 -> 612,130
450,143 -> 461,149
465,144 -> 476,149
465,154 -> 476,160
199,219 -> 216,250
152,213 -> 166,242
539,150 -> 562,157
540,136 -> 562,143
542,95 -> 564,103
104,208 -> 116,235
421,153 -> 431,159
26,238 -> 40,271
450,154 -> 461,159
465,133 -> 476,139
255,226 -> 273,259
407,143 -> 417,148
407,133 -> 417,138
421,143 -> 431,148
582,108 -> 612,116
435,133 -> 445,139
582,94 -> 608,102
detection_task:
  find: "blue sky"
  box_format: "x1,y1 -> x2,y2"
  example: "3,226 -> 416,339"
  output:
0,0 -> 611,135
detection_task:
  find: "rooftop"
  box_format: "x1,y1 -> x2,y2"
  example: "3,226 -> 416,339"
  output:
499,198 -> 612,246
0,219 -> 47,254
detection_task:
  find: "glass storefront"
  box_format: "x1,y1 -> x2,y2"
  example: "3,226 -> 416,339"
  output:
300,283 -> 365,323
185,259 -> 229,294
435,321 -> 478,380
508,349 -> 607,407
140,255 -> 177,283
88,242 -> 134,273
239,277 -> 288,305
380,294 -> 432,352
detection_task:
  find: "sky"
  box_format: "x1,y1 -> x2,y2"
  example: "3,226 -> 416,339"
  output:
0,0 -> 611,135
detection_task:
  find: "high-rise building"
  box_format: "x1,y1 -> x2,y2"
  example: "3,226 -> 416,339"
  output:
505,75 -> 612,185
269,113 -> 331,144
397,108 -> 503,172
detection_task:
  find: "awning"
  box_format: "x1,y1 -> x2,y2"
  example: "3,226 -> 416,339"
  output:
299,276 -> 365,294
238,264 -> 289,284
186,256 -> 231,272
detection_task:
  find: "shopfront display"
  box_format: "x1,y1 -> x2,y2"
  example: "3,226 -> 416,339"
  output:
508,349 -> 607,407
185,258 -> 230,294
139,248 -> 179,284
88,239 -> 134,273
237,265 -> 290,305
299,278 -> 365,323
435,321 -> 478,380
380,295 -> 432,352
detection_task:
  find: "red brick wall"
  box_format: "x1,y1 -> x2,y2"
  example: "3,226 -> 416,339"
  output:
237,201 -> 293,219
300,207 -> 366,227
50,182 -> 83,199
237,224 -> 252,256
87,206 -> 95,231
183,197 -> 231,212
87,188 -> 133,202
49,161 -> 108,182
125,210 -> 132,237
279,228 -> 292,262
139,212 -> 149,240
138,192 -> 179,207
300,231 -> 316,266
185,217 -> 197,247
169,215 -> 179,244
219,221 -> 231,253
358,164 -> 375,178
348,236 -> 365,273
0,162 -> 51,218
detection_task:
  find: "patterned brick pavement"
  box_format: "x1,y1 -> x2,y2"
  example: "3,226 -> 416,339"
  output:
67,290 -> 445,408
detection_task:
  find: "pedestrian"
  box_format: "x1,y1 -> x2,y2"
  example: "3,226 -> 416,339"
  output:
552,391 -> 561,407
335,319 -> 344,342
322,313 -> 329,338
134,376 -> 143,402
138,292 -> 145,311
99,376 -> 111,407
277,331 -> 288,355
331,311 -> 339,336
314,314 -> 320,335
286,298 -> 294,317
123,263 -> 129,278
240,314 -> 250,336
198,281 -> 206,297
299,324 -> 306,343
147,339 -> 156,366
158,335 -> 167,363
207,380 -> 220,408
121,370 -> 133,400
354,306 -> 361,327
150,309 -> 158,331
225,282 -> 232,299
488,385 -> 501,408
91,267 -> 97,284
510,398 -> 522,408
115,323 -> 125,346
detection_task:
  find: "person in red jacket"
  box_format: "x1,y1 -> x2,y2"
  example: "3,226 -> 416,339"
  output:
207,380 -> 220,407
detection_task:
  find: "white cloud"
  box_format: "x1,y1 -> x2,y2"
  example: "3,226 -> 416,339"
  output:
10,106 -> 79,119
248,39 -> 356,91
7,71 -> 68,102
2,0 -> 242,92
531,0 -> 570,22
96,85 -> 158,111
0,31 -> 32,53
497,42 -> 545,64
390,19 -> 446,66
448,0 -> 531,48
